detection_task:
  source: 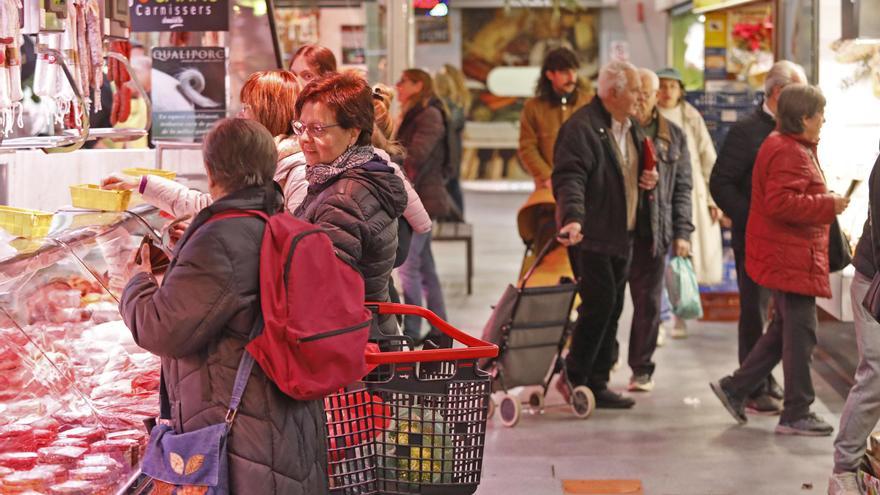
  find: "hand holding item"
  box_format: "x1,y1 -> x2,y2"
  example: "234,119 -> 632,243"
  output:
557,222 -> 583,246
673,238 -> 691,257
709,206 -> 724,223
124,242 -> 152,282
101,173 -> 139,191
639,168 -> 659,190
832,194 -> 851,214
161,216 -> 191,251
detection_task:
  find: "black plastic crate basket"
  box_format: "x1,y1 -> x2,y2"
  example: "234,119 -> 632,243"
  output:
325,303 -> 499,495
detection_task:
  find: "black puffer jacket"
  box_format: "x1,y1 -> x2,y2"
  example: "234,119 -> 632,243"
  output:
552,97 -> 646,255
295,160 -> 407,334
398,98 -> 457,220
854,153 -> 880,279
121,186 -> 328,495
709,105 -> 775,251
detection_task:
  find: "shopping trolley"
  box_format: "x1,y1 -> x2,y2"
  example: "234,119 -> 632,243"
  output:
324,303 -> 498,495
479,234 -> 593,428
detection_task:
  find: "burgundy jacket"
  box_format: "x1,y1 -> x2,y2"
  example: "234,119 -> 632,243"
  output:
745,132 -> 837,298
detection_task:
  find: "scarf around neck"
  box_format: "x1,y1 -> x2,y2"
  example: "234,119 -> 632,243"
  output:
305,145 -> 375,186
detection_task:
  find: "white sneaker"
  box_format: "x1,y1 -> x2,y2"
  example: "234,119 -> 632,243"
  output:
671,317 -> 688,339
657,324 -> 669,347
828,471 -> 862,495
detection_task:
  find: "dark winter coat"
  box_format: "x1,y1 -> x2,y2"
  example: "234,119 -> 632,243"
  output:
853,153 -> 880,279
398,98 -> 458,220
552,97 -> 647,256
121,186 -> 328,495
444,97 -> 466,180
645,112 -> 694,256
746,132 -> 837,298
295,160 -> 407,335
709,105 -> 776,251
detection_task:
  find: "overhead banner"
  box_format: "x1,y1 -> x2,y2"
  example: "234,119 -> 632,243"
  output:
151,47 -> 227,142
130,0 -> 229,32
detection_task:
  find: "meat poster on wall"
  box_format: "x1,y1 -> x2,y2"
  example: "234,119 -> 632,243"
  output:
130,0 -> 229,32
151,47 -> 226,142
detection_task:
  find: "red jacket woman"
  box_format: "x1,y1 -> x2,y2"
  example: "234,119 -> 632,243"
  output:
746,132 -> 837,298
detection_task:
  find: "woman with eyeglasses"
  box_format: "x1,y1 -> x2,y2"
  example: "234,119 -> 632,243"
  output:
395,68 -> 457,346
102,70 -> 310,217
293,72 -> 407,337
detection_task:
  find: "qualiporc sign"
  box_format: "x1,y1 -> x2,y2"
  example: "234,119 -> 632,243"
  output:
151,47 -> 227,142
130,0 -> 229,32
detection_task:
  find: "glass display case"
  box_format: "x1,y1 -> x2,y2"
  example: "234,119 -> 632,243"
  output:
0,205 -> 166,494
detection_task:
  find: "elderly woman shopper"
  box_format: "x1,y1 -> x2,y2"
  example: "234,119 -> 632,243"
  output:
293,72 -> 407,336
120,118 -> 328,493
656,67 -> 722,338
103,70 -> 309,214
395,68 -> 457,344
711,84 -> 850,436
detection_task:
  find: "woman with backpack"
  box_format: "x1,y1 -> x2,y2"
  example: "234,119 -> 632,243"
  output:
293,72 -> 407,337
121,118 -> 328,494
395,68 -> 457,345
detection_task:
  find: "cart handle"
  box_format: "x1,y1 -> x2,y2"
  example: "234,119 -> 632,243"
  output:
365,302 -> 498,364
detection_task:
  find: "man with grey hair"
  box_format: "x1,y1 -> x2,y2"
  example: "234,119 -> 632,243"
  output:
626,68 -> 694,392
709,60 -> 807,415
552,60 -> 658,409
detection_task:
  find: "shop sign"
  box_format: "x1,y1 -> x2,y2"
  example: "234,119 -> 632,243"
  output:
416,16 -> 450,44
151,47 -> 227,142
130,0 -> 229,32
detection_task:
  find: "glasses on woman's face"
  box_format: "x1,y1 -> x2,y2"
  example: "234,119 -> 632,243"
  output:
291,120 -> 341,137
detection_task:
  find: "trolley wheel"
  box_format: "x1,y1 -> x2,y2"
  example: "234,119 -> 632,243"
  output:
527,390 -> 545,415
570,385 -> 595,419
487,397 -> 496,420
499,394 -> 521,428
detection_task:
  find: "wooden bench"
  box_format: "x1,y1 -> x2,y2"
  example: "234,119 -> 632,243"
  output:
432,221 -> 474,295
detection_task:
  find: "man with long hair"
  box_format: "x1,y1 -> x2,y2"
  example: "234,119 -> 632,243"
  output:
518,47 -> 593,191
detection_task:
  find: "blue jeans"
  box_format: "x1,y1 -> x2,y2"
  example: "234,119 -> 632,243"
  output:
834,272 -> 880,472
399,231 -> 447,340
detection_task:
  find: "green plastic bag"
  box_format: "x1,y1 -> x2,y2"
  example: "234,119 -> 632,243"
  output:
666,256 -> 703,320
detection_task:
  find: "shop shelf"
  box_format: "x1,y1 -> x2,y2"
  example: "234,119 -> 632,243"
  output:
69,184 -> 132,212
121,168 -> 177,180
0,206 -> 53,239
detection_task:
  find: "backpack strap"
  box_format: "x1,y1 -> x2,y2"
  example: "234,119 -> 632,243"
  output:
206,209 -> 270,224
224,311 -> 264,428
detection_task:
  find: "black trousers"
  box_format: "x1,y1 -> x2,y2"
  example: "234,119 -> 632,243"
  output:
627,236 -> 666,377
733,245 -> 774,395
726,290 -> 818,422
565,242 -> 633,390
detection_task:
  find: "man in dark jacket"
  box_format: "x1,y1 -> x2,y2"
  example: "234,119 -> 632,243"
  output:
121,118 -> 328,494
627,68 -> 694,392
552,60 -> 658,409
708,60 -> 806,413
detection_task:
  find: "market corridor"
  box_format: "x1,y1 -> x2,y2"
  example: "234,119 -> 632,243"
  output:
436,187 -> 845,495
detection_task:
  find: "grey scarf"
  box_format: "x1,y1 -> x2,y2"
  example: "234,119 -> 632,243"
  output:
305,145 -> 375,186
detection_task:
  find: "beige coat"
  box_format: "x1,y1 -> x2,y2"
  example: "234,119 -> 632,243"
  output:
659,101 -> 723,285
518,90 -> 592,189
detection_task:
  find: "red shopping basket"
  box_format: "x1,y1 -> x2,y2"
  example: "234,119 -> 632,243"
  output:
325,303 -> 499,495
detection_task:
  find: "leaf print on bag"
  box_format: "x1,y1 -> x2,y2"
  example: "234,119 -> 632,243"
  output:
185,454 -> 205,475
170,452 -> 186,475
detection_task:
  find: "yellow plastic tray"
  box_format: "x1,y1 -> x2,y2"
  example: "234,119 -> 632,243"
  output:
0,206 -> 53,238
70,184 -> 132,212
122,168 -> 177,180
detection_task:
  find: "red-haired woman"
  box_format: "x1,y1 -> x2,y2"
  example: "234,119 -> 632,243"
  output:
102,70 -> 309,214
395,68 -> 456,345
289,44 -> 337,87
293,72 -> 407,337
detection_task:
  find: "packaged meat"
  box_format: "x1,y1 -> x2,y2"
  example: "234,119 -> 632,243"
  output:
76,453 -> 121,474
44,440 -> 86,451
0,425 -> 35,453
0,452 -> 38,470
46,480 -> 91,495
31,464 -> 66,484
0,469 -> 54,492
89,439 -> 137,467
56,427 -> 103,444
68,465 -> 113,483
0,466 -> 11,477
31,431 -> 55,449
35,447 -> 86,468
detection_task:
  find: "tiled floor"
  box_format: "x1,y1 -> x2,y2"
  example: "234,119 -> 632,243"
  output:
430,189 -> 848,495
